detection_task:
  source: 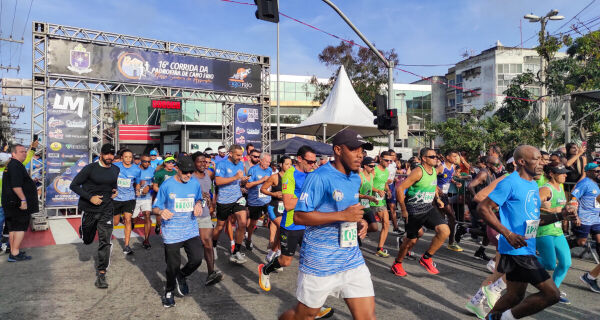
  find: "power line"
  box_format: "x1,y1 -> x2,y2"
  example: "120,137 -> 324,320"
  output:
8,0 -> 16,65
17,0 -> 33,73
551,0 -> 596,34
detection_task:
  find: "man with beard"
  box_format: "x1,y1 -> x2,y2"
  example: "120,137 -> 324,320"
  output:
135,154 -> 155,249
70,144 -> 120,288
245,152 -> 272,250
113,149 -> 141,255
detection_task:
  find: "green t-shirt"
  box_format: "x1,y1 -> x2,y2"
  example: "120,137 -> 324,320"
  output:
154,168 -> 176,187
536,175 -> 548,188
406,165 -> 437,215
370,166 -> 389,207
537,183 -> 566,237
359,171 -> 374,207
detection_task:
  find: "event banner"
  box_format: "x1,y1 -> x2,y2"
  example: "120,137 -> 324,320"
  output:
45,89 -> 90,207
47,39 -> 262,94
234,104 -> 262,150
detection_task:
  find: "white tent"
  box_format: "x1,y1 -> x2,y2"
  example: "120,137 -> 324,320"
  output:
285,65 -> 385,141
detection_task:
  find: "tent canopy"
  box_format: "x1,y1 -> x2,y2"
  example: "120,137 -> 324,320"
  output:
285,65 -> 385,139
270,137 -> 333,156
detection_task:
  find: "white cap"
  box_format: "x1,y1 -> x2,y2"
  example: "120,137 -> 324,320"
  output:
507,157 -> 514,164
0,153 -> 10,165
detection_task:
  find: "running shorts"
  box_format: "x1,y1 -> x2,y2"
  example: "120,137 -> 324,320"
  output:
497,254 -> 550,285
196,215 -> 213,229
134,199 -> 152,215
248,205 -> 268,220
571,223 -> 600,239
405,207 -> 446,239
216,202 -> 246,221
363,208 -> 376,225
113,200 -> 136,215
280,228 -> 304,257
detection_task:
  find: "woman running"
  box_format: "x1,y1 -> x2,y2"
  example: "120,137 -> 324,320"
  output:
261,155 -> 292,262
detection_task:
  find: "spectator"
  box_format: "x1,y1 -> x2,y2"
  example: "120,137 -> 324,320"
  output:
565,142 -> 587,191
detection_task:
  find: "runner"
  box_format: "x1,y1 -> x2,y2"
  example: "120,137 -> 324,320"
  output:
69,143 -> 120,289
359,157 -> 380,234
275,129 -> 374,320
149,150 -> 163,169
478,145 -> 577,319
152,155 -> 204,308
152,156 -> 177,236
387,150 -> 400,235
436,150 -> 463,252
245,152 -> 272,250
392,147 -> 450,277
134,154 -> 155,249
370,151 -> 392,257
212,144 -> 249,264
260,155 -> 292,262
113,149 -> 141,255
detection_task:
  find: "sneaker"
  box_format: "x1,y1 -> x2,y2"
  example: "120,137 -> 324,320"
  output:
95,273 -> 108,289
376,249 -> 390,257
213,247 -> 218,260
142,240 -> 151,250
447,243 -> 463,252
485,312 -> 501,320
175,274 -> 189,297
155,224 -> 161,235
0,242 -> 6,253
455,225 -> 467,244
580,273 -> 600,293
7,252 -> 32,262
465,301 -> 486,319
265,250 -> 275,263
230,243 -> 235,254
474,248 -> 490,261
393,228 -> 405,236
486,259 -> 496,273
391,261 -> 407,277
315,306 -> 334,319
123,245 -> 134,255
205,270 -> 223,286
162,291 -> 176,308
559,291 -> 571,304
258,264 -> 271,291
483,284 -> 502,309
245,239 -> 253,251
405,251 -> 417,261
230,251 -> 247,264
396,236 -> 402,249
419,256 -> 439,275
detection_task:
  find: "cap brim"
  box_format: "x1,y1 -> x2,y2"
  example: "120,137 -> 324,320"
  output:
553,169 -> 570,174
345,141 -> 373,151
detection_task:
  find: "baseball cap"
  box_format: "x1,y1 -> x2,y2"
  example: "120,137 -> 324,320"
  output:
218,147 -> 227,153
164,156 -> 175,163
332,129 -> 373,151
149,150 -> 158,156
0,153 -> 10,165
176,155 -> 195,172
584,163 -> 599,171
549,164 -> 570,174
361,156 -> 375,166
101,143 -> 115,155
506,157 -> 514,164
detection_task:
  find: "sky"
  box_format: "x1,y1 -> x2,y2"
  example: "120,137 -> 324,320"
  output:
0,0 -> 599,142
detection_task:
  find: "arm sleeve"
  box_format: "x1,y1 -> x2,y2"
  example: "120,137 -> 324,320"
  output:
23,150 -> 34,166
295,174 -> 324,213
153,183 -> 167,210
487,177 -> 512,207
70,164 -> 92,200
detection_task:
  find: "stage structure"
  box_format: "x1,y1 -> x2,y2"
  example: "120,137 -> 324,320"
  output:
30,22 -> 270,218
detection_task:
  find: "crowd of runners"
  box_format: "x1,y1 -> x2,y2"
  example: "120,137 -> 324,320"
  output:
2,129 -> 600,319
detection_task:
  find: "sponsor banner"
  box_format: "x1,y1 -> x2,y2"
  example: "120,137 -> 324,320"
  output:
47,39 -> 262,94
45,89 -> 90,207
234,104 -> 262,150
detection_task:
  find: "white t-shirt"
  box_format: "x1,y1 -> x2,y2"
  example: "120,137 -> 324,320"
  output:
388,161 -> 397,181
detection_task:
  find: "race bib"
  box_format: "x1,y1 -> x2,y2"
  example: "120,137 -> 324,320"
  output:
117,178 -> 131,188
441,183 -> 450,194
237,197 -> 247,206
340,222 -> 358,247
360,198 -> 370,208
174,198 -> 194,213
554,221 -> 562,229
524,219 -> 540,239
277,201 -> 285,213
375,193 -> 384,201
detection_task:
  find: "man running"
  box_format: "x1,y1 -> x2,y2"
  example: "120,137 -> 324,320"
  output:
152,156 -> 176,235
276,129 -> 374,320
70,144 -> 120,288
113,149 -> 141,255
149,150 -> 163,169
370,151 -> 392,257
478,145 -> 577,319
245,152 -> 272,250
212,144 -> 249,264
387,150 -> 400,234
153,155 -> 204,308
437,150 -> 463,252
135,154 -> 155,249
392,147 -> 450,277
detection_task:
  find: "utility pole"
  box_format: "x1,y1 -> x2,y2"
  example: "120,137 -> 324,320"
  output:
276,0 -> 280,141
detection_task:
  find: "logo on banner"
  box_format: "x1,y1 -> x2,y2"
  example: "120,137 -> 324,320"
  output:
53,93 -> 85,118
66,120 -> 87,128
65,144 -> 87,150
49,129 -> 64,139
229,68 -> 253,89
50,142 -> 62,151
48,117 -> 64,128
47,153 -> 60,158
53,177 -> 73,195
67,44 -> 92,74
235,127 -> 245,135
235,135 -> 246,145
247,129 -> 260,135
236,108 -> 259,123
118,52 -> 149,80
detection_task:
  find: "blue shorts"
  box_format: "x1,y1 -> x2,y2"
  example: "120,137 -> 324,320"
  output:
572,223 -> 600,239
386,182 -> 396,203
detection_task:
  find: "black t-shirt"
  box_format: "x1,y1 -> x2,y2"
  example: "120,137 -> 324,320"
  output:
2,158 -> 39,215
70,162 -> 120,213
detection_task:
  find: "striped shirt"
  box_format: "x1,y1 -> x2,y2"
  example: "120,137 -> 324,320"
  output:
215,158 -> 244,204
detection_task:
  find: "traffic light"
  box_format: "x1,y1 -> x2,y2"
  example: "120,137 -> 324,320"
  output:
373,94 -> 397,131
254,0 -> 279,23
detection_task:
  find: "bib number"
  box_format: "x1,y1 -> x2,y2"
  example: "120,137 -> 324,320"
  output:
237,197 -> 247,206
117,178 -> 131,188
524,219 -> 540,239
360,198 -> 370,208
375,193 -> 384,201
554,221 -> 562,229
174,198 -> 194,213
340,222 -> 358,247
277,201 -> 285,213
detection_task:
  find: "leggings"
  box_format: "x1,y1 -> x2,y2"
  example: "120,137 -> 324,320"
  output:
536,234 -> 571,287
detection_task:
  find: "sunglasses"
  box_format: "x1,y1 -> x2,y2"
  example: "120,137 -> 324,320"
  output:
305,160 -> 317,165
367,164 -> 376,168
141,160 -> 150,163
424,155 -> 437,159
251,155 -> 260,159
181,170 -> 194,175
382,159 -> 392,162
488,162 -> 501,168
165,161 -> 175,164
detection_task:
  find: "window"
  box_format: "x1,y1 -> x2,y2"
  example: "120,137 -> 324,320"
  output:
456,74 -> 463,84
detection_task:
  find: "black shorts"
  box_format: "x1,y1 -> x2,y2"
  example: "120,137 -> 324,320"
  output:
248,205 -> 268,220
4,212 -> 30,232
497,254 -> 550,285
280,228 -> 304,257
406,207 -> 446,239
439,193 -> 450,206
113,200 -> 136,215
216,202 -> 246,221
363,208 -> 376,225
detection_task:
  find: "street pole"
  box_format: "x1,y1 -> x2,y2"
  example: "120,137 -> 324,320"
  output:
321,0 -> 397,149
539,18 -> 547,122
276,0 -> 281,141
565,97 -> 571,143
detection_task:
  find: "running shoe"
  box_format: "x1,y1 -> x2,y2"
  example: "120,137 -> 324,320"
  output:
245,239 -> 253,251
142,240 -> 151,250
406,251 -> 417,261
258,264 -> 271,291
559,291 -> 571,304
393,228 -> 405,236
447,243 -> 463,252
485,312 -> 501,320
7,252 -> 32,262
95,273 -> 108,289
162,291 -> 176,308
123,245 -> 134,255
391,261 -> 407,277
376,249 -> 390,258
213,247 -> 218,261
155,224 -> 161,235
205,270 -> 223,286
454,225 -> 467,244
419,256 -> 439,275
265,250 -> 275,263
474,247 -> 490,261
580,272 -> 600,293
230,251 -> 247,264
315,306 -> 334,319
483,284 -> 501,309
486,259 -> 496,273
465,301 -> 486,319
175,274 -> 189,297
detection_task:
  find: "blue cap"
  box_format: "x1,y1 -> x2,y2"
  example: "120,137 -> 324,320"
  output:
584,163 -> 599,171
149,150 -> 158,156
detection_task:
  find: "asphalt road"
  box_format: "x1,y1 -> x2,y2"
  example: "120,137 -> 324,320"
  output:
1,227 -> 599,320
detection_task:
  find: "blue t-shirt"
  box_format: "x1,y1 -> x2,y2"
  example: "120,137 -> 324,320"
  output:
247,164 -> 272,206
137,165 -> 155,200
215,158 -> 244,204
150,159 -> 163,169
488,171 -> 541,256
152,177 -> 202,244
295,163 -> 365,276
571,177 -> 600,225
114,162 -> 141,201
214,155 -> 228,163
